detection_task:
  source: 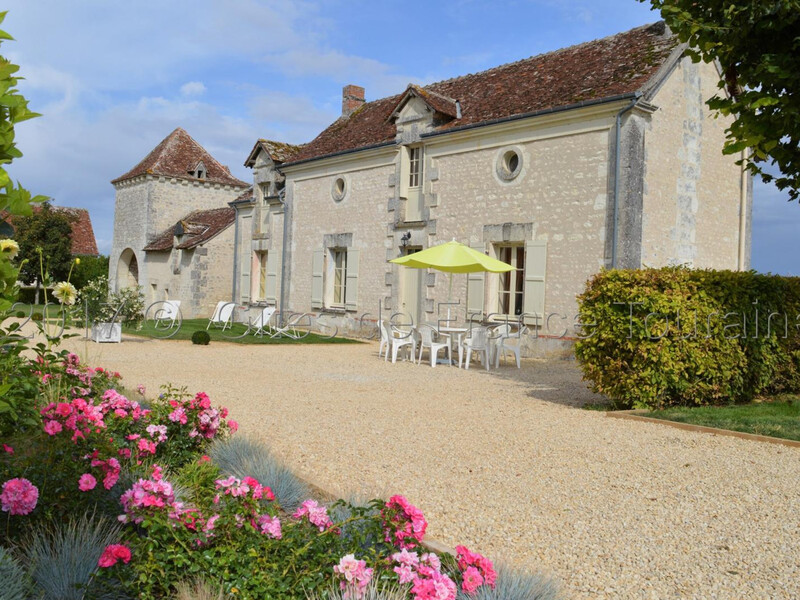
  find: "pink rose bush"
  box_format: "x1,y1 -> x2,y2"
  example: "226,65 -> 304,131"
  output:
293,499 -> 334,531
1,477 -> 38,515
391,550 -> 457,600
0,352 -> 526,600
333,554 -> 374,599
382,494 -> 428,549
455,545 -> 497,594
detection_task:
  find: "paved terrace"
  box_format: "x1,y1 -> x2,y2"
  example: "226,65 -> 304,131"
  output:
65,336 -> 800,599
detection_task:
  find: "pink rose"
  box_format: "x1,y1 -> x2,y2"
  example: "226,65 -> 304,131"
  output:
1,478 -> 38,515
98,544 -> 132,568
79,473 -> 97,492
44,420 -> 63,436
228,419 -> 239,433
2,444 -> 14,454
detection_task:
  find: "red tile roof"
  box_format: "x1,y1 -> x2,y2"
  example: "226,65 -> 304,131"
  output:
112,128 -> 249,187
287,22 -> 678,164
0,205 -> 99,256
56,207 -> 100,256
244,139 -> 304,167
143,206 -> 235,252
230,186 -> 254,204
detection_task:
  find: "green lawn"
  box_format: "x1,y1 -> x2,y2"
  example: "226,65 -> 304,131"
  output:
646,398 -> 800,442
123,318 -> 360,345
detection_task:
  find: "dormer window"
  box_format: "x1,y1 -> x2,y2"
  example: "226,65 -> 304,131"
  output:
189,161 -> 207,179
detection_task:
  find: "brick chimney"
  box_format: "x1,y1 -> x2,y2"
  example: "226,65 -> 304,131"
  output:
342,84 -> 365,117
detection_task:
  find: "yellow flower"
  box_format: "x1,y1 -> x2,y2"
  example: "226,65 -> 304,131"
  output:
75,257 -> 81,265
52,281 -> 78,306
0,239 -> 20,260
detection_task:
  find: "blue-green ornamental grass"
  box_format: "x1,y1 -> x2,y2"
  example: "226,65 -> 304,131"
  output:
0,546 -> 32,600
24,514 -> 124,600
209,435 -> 309,512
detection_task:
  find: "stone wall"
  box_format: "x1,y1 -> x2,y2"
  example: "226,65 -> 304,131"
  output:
428,126 -> 610,328
109,174 -> 245,315
641,57 -> 747,270
144,229 -> 235,319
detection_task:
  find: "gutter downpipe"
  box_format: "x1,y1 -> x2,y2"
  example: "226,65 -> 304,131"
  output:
611,93 -> 641,269
737,150 -> 748,271
278,187 -> 288,327
231,204 -> 239,303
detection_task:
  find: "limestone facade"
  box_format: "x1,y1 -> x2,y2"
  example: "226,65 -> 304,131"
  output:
109,128 -> 248,319
233,50 -> 751,346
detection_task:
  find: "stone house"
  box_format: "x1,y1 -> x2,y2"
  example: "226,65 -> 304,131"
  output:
232,21 -> 751,347
109,128 -> 249,318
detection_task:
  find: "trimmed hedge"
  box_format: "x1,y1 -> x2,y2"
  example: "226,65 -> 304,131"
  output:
575,268 -> 800,409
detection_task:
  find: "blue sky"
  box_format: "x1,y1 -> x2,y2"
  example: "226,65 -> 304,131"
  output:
3,0 -> 797,274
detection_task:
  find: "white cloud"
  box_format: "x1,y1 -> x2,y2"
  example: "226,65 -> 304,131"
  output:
180,81 -> 207,96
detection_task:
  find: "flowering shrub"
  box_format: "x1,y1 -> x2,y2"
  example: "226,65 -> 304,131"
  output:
383,494 -> 428,549
0,351 -> 556,600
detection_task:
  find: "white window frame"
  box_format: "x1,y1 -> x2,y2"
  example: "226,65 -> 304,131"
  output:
495,244 -> 526,317
330,248 -> 348,308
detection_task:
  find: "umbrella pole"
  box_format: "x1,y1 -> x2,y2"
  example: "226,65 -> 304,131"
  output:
448,272 -> 453,322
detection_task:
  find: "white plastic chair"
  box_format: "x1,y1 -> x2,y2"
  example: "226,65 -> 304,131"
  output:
491,323 -> 522,369
416,324 -> 451,367
381,320 -> 416,364
154,300 -> 181,329
250,306 -> 277,337
459,326 -> 491,371
378,320 -> 389,358
206,301 -> 235,331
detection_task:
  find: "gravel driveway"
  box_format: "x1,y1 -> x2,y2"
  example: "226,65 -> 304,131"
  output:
65,335 -> 800,599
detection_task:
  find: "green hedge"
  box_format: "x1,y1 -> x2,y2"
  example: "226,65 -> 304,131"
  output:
575,268 -> 800,409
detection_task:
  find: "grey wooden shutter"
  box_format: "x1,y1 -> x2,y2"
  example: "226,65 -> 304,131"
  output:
265,251 -> 278,304
523,240 -> 547,326
466,244 -> 486,319
239,216 -> 252,303
311,249 -> 324,309
344,249 -> 359,311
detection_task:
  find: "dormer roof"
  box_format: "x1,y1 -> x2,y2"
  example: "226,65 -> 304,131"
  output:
244,139 -> 305,167
111,128 -> 248,187
388,84 -> 460,122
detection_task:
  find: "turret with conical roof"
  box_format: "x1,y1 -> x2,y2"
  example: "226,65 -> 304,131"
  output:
109,128 -> 249,302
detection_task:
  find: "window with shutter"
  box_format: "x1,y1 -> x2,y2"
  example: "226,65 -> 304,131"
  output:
311,249 -> 324,309
345,249 -> 359,311
265,251 -> 278,303
239,216 -> 252,303
522,240 -> 547,326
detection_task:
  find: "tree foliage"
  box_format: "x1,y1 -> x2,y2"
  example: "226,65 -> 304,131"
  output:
0,11 -> 46,218
640,1 -> 800,200
13,202 -> 74,284
0,10 -> 45,311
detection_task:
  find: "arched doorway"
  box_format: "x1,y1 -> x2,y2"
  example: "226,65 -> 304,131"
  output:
117,248 -> 139,289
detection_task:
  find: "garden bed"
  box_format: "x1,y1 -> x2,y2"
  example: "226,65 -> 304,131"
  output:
0,346 -> 559,600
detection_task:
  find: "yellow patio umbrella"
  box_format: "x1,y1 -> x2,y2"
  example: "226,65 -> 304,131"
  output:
389,240 -> 513,317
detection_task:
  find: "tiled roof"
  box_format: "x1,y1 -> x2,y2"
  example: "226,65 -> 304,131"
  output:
230,186 -> 254,204
112,128 -> 249,187
56,207 -> 99,256
244,139 -> 304,167
0,205 -> 99,256
287,22 -> 677,164
143,206 -> 236,252
389,85 -> 460,120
